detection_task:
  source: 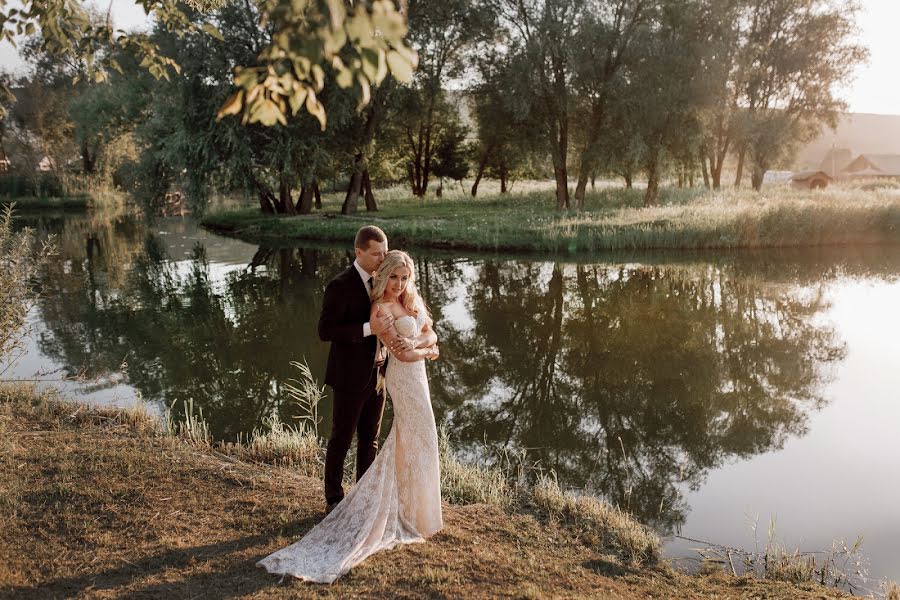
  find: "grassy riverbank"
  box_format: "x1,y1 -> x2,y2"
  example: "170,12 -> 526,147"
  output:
1,384 -> 869,599
201,185 -> 900,253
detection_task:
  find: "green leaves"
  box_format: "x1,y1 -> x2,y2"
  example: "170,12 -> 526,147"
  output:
3,0 -> 416,131
217,0 -> 418,130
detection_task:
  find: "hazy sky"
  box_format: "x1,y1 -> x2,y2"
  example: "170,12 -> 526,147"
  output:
1,0 -> 899,115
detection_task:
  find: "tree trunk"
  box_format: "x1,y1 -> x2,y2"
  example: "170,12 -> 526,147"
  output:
554,163 -> 569,209
624,172 -> 633,189
701,155 -> 710,189
259,190 -> 276,214
644,150 -> 661,206
499,163 -> 509,194
710,148 -> 723,190
279,178 -> 296,215
81,143 -> 95,174
363,169 -> 377,211
471,155 -> 488,197
313,181 -> 322,209
574,172 -> 588,210
751,164 -> 766,191
734,143 -> 747,188
342,154 -> 365,214
573,149 -> 593,209
297,184 -> 314,214
590,175 -> 596,190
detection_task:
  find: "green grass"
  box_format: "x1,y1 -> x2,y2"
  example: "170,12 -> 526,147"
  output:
201,182 -> 900,253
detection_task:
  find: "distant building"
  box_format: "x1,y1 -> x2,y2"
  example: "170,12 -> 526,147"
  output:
791,171 -> 832,189
841,154 -> 900,178
35,155 -> 55,172
763,170 -> 793,184
818,147 -> 853,177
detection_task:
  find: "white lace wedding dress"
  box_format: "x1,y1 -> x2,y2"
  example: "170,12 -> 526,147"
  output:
257,311 -> 442,583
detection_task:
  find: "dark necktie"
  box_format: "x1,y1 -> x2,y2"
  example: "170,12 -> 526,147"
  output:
366,276 -> 373,290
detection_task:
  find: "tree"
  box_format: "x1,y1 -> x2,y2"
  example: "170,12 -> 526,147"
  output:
84,0 -> 373,215
468,50 -> 538,197
738,0 -> 867,190
495,0 -> 583,209
696,0 -> 745,190
390,0 -> 490,197
431,118 -> 469,195
1,0 -> 417,129
698,0 -> 866,191
569,0 -> 655,209
625,0 -> 708,205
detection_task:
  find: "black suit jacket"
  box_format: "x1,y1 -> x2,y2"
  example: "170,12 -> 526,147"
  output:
318,265 -> 378,391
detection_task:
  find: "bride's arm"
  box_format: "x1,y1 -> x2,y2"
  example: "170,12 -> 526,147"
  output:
411,321 -> 437,349
391,321 -> 437,354
391,345 -> 439,363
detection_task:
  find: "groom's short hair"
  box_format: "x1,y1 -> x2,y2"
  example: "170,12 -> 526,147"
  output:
354,226 -> 387,250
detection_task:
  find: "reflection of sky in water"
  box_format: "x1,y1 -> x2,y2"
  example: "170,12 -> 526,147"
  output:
9,308 -> 152,413
666,279 -> 900,585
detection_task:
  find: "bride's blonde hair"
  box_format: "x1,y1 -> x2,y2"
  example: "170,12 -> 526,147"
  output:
370,250 -> 432,326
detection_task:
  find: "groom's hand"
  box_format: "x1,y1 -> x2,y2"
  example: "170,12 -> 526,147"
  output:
370,305 -> 394,336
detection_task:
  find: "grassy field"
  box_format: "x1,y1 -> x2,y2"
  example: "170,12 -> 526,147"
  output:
201,182 -> 900,253
2,384 -> 879,599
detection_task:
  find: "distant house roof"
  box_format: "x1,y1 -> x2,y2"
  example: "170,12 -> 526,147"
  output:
818,148 -> 853,176
842,154 -> 900,177
792,170 -> 832,182
36,155 -> 55,172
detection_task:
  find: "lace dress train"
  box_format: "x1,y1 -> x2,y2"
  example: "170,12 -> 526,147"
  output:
257,312 -> 442,583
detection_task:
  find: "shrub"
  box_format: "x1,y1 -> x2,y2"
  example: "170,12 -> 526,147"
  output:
0,205 -> 55,372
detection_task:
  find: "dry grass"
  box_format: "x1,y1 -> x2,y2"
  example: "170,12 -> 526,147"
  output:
438,425 -> 514,509
531,474 -> 660,567
225,411 -> 323,478
885,581 -> 900,600
0,384 -> 853,599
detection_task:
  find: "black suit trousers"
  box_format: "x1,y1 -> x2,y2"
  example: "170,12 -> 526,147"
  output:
324,376 -> 386,505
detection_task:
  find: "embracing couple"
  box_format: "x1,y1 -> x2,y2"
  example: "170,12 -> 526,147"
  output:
257,226 -> 442,583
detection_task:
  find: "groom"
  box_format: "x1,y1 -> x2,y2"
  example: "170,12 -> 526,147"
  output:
318,226 -> 394,513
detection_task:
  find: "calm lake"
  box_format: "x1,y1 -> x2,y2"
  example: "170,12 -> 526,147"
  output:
8,211 -> 900,587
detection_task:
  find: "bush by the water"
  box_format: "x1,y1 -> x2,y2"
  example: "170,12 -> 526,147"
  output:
0,206 -> 54,369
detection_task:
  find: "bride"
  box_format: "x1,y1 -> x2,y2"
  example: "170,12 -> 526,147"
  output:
257,250 -> 443,583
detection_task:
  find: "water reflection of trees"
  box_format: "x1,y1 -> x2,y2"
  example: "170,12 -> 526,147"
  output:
434,261 -> 845,534
34,216 -> 347,438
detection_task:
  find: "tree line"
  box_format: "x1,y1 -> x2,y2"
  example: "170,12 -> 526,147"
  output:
0,0 -> 866,211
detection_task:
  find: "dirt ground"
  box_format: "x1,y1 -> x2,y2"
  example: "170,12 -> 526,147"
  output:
0,396 -> 850,599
